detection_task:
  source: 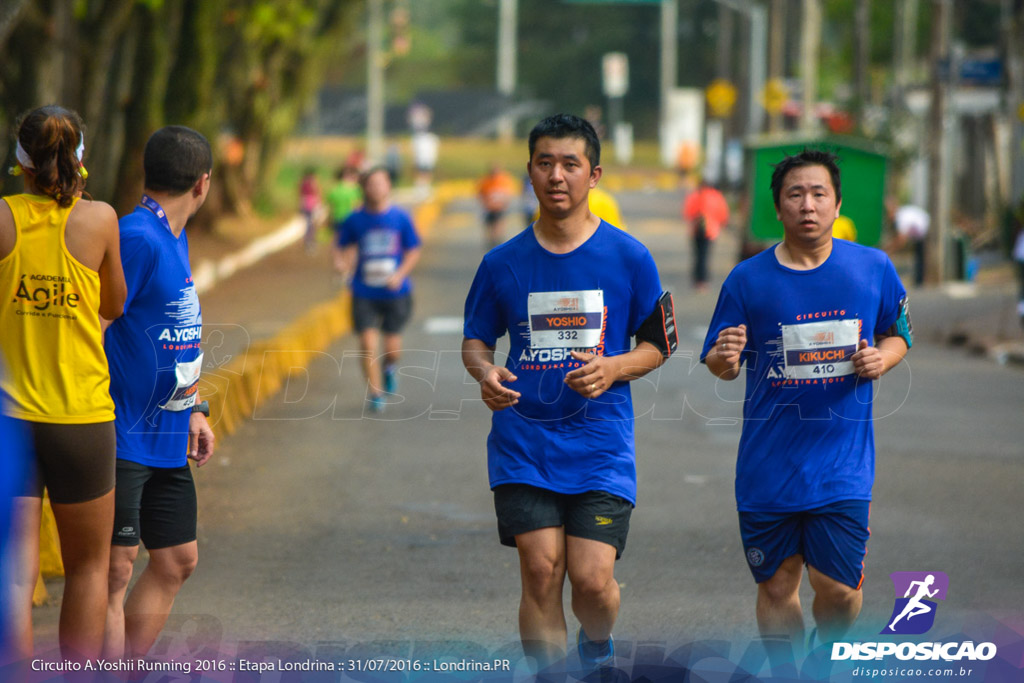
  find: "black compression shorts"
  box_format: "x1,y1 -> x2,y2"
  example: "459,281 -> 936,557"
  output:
17,420 -> 116,504
112,460 -> 198,549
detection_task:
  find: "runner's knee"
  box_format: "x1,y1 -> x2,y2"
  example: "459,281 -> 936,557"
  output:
759,560 -> 803,604
107,554 -> 136,593
569,569 -> 615,602
520,555 -> 564,598
150,549 -> 198,586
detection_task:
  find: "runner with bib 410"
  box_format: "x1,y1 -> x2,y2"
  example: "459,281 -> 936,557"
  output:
701,148 -> 912,658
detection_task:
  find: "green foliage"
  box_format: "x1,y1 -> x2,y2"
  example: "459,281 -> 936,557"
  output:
0,0 -> 359,217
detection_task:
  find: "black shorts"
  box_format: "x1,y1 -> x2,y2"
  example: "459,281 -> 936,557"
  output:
484,210 -> 506,227
112,460 -> 197,550
351,294 -> 413,334
493,484 -> 633,559
17,420 -> 116,504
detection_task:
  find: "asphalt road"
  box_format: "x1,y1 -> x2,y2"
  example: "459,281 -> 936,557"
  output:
30,189 -> 1023,680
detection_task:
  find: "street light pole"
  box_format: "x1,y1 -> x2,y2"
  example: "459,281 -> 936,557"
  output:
800,0 -> 821,132
711,0 -> 766,138
659,0 -> 678,165
928,0 -> 952,283
496,0 -> 518,142
367,0 -> 385,163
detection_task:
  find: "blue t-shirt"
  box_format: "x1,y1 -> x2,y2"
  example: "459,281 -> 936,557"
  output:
463,221 -> 663,505
337,206 -> 421,300
106,205 -> 203,468
700,239 -> 907,512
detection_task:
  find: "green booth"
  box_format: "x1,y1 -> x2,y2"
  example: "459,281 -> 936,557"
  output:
744,135 -> 889,247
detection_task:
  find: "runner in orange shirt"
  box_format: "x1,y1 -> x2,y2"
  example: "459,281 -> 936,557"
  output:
477,164 -> 518,249
683,179 -> 730,292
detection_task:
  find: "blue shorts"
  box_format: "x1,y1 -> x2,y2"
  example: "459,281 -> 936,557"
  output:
738,500 -> 871,589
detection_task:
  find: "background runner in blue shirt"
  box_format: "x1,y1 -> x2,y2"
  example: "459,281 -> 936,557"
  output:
463,114 -> 673,672
334,167 -> 421,413
702,149 -> 911,650
103,126 -> 215,660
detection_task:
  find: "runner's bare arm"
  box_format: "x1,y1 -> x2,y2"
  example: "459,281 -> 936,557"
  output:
461,337 -> 520,411
387,246 -> 421,290
852,335 -> 908,380
705,324 -> 747,380
564,342 -> 664,399
333,244 -> 358,276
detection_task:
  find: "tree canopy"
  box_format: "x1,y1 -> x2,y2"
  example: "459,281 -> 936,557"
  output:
0,0 -> 359,218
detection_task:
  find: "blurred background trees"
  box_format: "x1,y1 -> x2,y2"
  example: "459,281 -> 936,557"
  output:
0,0 -> 359,219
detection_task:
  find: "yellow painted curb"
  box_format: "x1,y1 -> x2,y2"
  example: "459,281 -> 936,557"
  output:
205,185 -> 452,440
35,172 -> 656,591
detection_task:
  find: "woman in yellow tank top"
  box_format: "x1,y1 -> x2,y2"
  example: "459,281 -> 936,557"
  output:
0,105 -> 126,661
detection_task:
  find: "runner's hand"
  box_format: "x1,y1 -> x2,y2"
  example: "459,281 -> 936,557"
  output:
565,351 -> 614,399
852,339 -> 884,379
188,413 -> 215,467
714,324 -> 747,366
479,365 -> 520,411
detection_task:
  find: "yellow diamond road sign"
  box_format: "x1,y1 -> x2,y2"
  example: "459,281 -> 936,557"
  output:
706,79 -> 737,118
760,79 -> 788,114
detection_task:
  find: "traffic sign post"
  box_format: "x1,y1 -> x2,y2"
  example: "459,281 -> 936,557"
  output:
706,79 -> 737,118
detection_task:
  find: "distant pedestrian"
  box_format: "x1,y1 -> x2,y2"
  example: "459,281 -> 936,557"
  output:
326,165 -> 362,231
683,179 -> 729,292
334,167 -> 421,413
520,171 -> 537,229
385,144 -> 403,185
477,163 -> 517,249
299,169 -> 323,252
893,204 -> 929,287
412,130 -> 439,189
832,214 -> 857,242
1013,223 -> 1024,328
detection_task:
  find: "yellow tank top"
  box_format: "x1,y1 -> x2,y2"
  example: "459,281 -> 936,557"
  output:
0,194 -> 115,423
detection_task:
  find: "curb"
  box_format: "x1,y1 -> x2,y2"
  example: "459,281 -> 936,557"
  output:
34,182 -> 463,595
200,181 -> 457,439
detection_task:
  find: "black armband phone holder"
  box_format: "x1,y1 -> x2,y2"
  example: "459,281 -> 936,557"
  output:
636,291 -> 677,358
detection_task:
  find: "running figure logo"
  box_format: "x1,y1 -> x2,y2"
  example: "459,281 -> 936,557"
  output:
881,571 -> 949,635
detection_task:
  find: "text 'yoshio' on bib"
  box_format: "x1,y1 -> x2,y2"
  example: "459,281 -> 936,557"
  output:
781,319 -> 859,380
528,290 -> 604,349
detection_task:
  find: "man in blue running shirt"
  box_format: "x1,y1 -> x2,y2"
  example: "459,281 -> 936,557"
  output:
334,167 -> 421,413
463,115 -> 675,670
702,149 -> 912,650
103,126 -> 214,659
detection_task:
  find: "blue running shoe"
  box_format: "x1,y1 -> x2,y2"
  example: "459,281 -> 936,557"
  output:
383,365 -> 397,394
577,627 -> 614,669
369,394 -> 386,414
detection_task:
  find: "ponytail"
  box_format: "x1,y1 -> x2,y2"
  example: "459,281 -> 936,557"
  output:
15,106 -> 87,208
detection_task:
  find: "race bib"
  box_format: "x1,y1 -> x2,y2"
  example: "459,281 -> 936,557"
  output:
363,257 -> 398,287
781,319 -> 859,379
527,290 -> 604,349
159,353 -> 203,412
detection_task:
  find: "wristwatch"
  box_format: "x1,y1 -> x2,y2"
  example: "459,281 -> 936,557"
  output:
191,400 -> 210,417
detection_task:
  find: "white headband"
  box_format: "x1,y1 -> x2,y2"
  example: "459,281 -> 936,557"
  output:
15,133 -> 85,171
